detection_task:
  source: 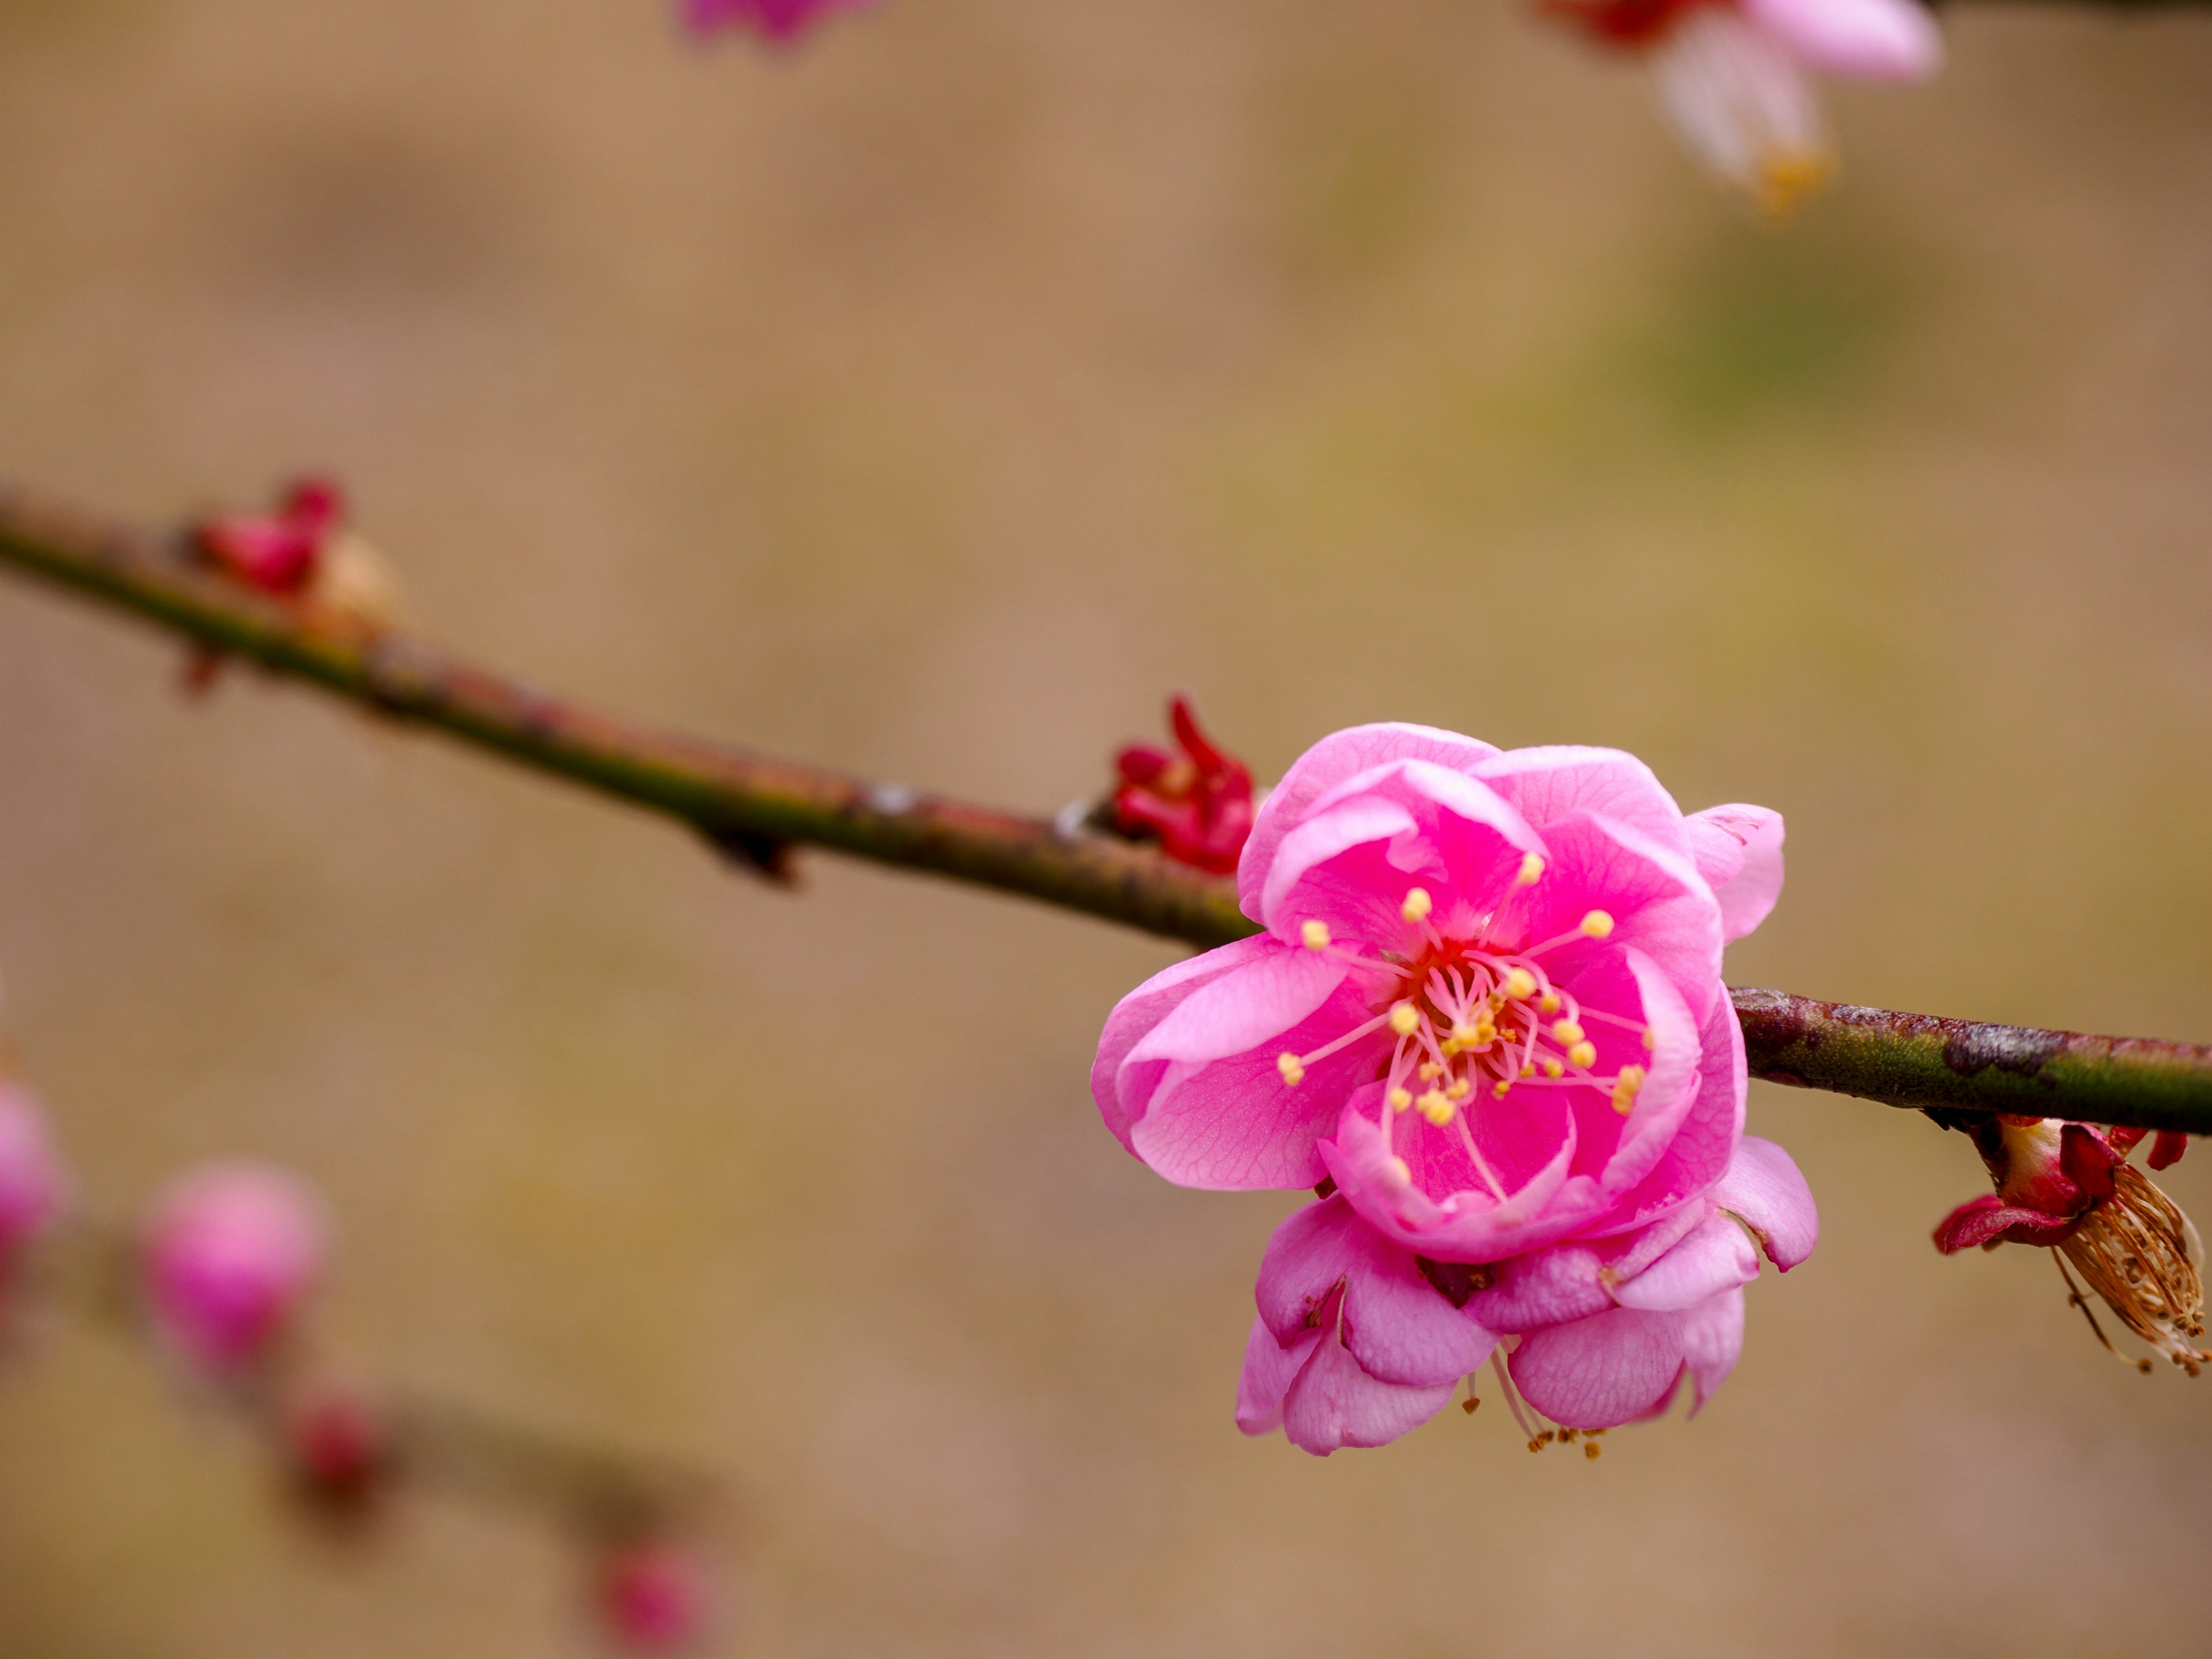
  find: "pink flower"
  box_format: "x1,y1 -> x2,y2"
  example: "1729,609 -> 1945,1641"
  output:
1933,1115 -> 2205,1374
1112,696 -> 1257,876
0,1082 -> 66,1268
1093,722 -> 1816,1449
188,477 -> 405,664
1544,0 -> 1942,211
142,1162 -> 327,1373
597,1541 -> 715,1652
681,0 -> 874,43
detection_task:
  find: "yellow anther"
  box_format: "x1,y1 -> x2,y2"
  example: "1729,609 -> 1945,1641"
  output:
1301,920 -> 1332,950
1543,1058 -> 1564,1080
1539,992 -> 1561,1015
1418,1062 -> 1444,1082
1388,1002 -> 1421,1037
1439,1037 -> 1461,1059
1491,1080 -> 1512,1100
1473,1020 -> 1497,1046
1584,1441 -> 1602,1461
1446,1078 -> 1472,1101
1551,1018 -> 1585,1044
1450,1023 -> 1481,1047
1520,1063 -> 1535,1078
1611,1063 -> 1647,1116
1642,1026 -> 1655,1052
1388,1086 -> 1414,1113
1579,910 -> 1615,940
1569,1041 -> 1598,1070
1401,887 -> 1433,923
1277,1052 -> 1305,1087
1527,1439 -> 1544,1453
1503,968 -> 1537,1001
1418,1089 -> 1455,1126
1516,853 -> 1545,887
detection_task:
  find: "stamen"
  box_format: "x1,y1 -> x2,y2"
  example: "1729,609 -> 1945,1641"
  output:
1301,921 -> 1332,950
1502,967 -> 1537,1001
1551,1018 -> 1584,1044
1388,1002 -> 1421,1037
1567,1041 -> 1598,1070
1491,1080 -> 1512,1100
1539,992 -> 1561,1015
1543,1059 -> 1564,1079
1402,888 -> 1433,923
1580,911 -> 1614,940
1388,1086 -> 1414,1113
1446,1078 -> 1472,1101
1611,1064 -> 1646,1115
1277,1053 -> 1305,1086
1418,1089 -> 1456,1126
1516,853 -> 1545,886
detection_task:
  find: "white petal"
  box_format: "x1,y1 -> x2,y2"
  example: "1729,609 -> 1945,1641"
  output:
1650,9 -> 1834,213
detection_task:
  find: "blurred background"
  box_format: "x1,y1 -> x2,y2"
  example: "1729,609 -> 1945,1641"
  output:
1,0 -> 2210,1652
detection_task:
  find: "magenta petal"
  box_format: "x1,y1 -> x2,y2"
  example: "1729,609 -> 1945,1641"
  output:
1281,1328 -> 1458,1455
1472,745 -> 1693,861
1254,1196 -> 1368,1345
1741,0 -> 1942,79
1092,936 -> 1274,1152
1521,809 -> 1723,1022
1596,949 -> 1705,1198
1612,1212 -> 1758,1312
1236,1315 -> 1318,1436
1124,942 -> 1349,1070
1256,796 -> 1423,942
1509,1304 -> 1687,1429
1684,804 -> 1785,944
1931,1194 -> 2080,1252
1237,724 -> 1500,921
1465,1243 -> 1613,1332
1675,1286 -> 1746,1417
1583,988 -> 1747,1241
1711,1136 -> 1819,1270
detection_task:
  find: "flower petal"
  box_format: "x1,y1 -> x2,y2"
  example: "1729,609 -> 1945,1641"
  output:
1741,0 -> 1943,81
1581,986 -> 1746,1241
1508,1304 -> 1688,1429
1931,1194 -> 2082,1252
1518,808 -> 1724,1022
1238,724 -> 1501,921
1651,7 -> 1830,207
1675,1286 -> 1747,1417
1256,796 -> 1425,945
1281,1325 -> 1459,1455
1236,1314 -> 1319,1437
1472,746 -> 1693,862
1611,1211 -> 1759,1312
1683,804 -> 1785,944
1092,937 -> 1275,1153
1711,1135 -> 1819,1269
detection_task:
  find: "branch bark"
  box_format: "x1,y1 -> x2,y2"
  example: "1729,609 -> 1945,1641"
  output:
2,480 -> 2207,1134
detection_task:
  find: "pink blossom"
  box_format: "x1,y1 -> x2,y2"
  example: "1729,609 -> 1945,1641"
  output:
195,477 -> 342,597
597,1541 -> 715,1652
1094,723 -> 1817,1449
681,0 -> 874,43
142,1162 -> 327,1373
1112,696 -> 1256,875
0,1082 -> 65,1267
1544,0 -> 1942,211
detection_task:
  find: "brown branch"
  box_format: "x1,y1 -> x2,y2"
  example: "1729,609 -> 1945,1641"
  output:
1,478 -> 2206,1134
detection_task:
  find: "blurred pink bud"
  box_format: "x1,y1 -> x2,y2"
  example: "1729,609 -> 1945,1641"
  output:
143,1162 -> 327,1373
597,1541 -> 715,1652
682,0 -> 875,43
0,1082 -> 65,1262
189,477 -> 406,653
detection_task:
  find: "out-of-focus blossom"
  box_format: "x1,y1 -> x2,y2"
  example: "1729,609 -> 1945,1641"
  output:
192,477 -> 406,649
597,1540 -> 715,1653
1094,722 -> 1815,1450
142,1162 -> 327,1374
681,0 -> 874,43
1934,1115 -> 2205,1374
1545,0 -> 1942,211
284,1380 -> 393,1514
1111,696 -> 1256,874
0,1081 -> 65,1271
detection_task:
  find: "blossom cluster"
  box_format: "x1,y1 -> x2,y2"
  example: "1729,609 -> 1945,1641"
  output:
1094,723 -> 1817,1453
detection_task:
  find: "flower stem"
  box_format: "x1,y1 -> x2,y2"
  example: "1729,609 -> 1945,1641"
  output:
2,480 -> 2207,1134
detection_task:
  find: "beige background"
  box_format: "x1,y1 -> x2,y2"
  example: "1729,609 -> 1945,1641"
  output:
1,0 -> 2210,1653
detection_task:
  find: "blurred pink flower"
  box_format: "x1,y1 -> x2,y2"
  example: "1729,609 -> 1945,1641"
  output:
188,478 -> 404,675
1934,1115 -> 2203,1374
1112,695 -> 1256,875
1544,0 -> 1942,210
598,1541 -> 715,1652
0,1081 -> 65,1266
143,1162 -> 327,1373
1095,722 -> 1816,1450
681,0 -> 874,43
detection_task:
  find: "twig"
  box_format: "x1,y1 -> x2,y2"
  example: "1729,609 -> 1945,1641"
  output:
2,479 -> 2207,1134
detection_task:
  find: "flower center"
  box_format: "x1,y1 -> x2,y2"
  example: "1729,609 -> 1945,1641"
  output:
1275,877 -> 1657,1199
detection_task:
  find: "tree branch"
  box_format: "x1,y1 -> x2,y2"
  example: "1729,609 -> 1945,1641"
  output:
2,480 -> 2207,1134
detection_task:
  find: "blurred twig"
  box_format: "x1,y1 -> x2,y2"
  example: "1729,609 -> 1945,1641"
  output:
2,479 -> 2208,1134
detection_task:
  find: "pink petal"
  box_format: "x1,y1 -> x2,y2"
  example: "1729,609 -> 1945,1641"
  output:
1683,804 -> 1785,944
1126,972 -> 1386,1189
1238,724 -> 1500,921
1281,1325 -> 1459,1455
1611,1211 -> 1759,1312
1711,1135 -> 1819,1269
1741,0 -> 1943,80
1256,796 -> 1424,944
1509,1304 -> 1688,1429
1517,809 -> 1724,1023
1471,746 -> 1694,862
1581,987 -> 1747,1241
1123,943 -> 1349,1071
1091,936 -> 1274,1152
1675,1286 -> 1746,1417
1236,1313 -> 1319,1436
1593,949 -> 1706,1198
1466,1201 -> 1710,1333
